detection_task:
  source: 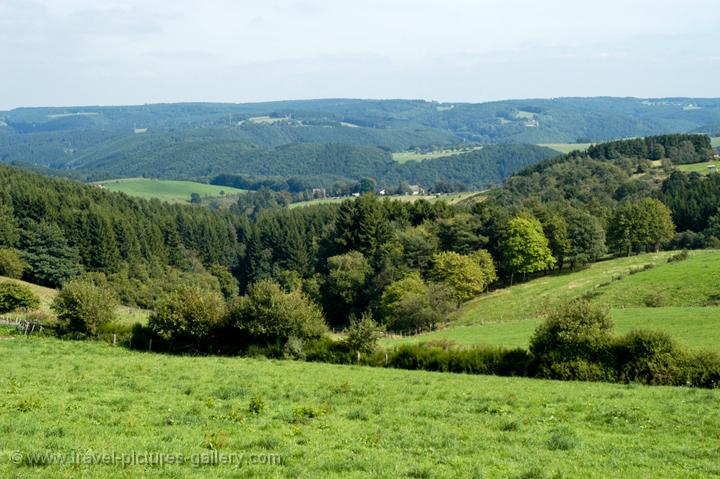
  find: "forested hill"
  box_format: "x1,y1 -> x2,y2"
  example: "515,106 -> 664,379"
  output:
0,164 -> 243,308
2,97 -> 720,183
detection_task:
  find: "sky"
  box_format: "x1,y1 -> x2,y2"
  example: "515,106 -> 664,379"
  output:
1,0 -> 719,109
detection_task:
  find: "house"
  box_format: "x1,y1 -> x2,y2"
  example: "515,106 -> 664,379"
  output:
408,185 -> 424,196
311,188 -> 327,199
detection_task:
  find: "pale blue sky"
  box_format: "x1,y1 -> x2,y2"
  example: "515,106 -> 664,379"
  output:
1,0 -> 718,109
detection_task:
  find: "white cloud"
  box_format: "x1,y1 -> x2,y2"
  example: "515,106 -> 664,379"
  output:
0,0 -> 718,108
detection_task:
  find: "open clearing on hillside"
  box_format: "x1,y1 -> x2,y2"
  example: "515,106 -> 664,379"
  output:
712,136 -> 720,148
539,143 -> 593,154
289,192 -> 481,209
97,178 -> 246,203
392,146 -> 483,163
1,338 -> 718,478
383,250 -> 720,351
677,161 -> 719,174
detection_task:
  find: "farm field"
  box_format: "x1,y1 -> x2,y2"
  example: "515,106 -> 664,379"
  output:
384,307 -> 720,350
383,250 -> 720,350
712,136 -> 720,148
392,146 -> 483,163
289,192 -> 481,209
539,143 -> 593,154
1,337 -> 718,478
677,161 -> 719,174
97,178 -> 246,203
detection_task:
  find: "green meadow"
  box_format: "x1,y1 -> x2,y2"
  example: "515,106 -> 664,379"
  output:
676,161 -> 719,174
538,143 -> 593,154
1,337 -> 718,478
392,146 -> 483,163
383,250 -> 720,351
98,179 -> 246,203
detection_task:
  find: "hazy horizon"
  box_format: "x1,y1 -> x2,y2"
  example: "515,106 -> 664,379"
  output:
2,0 -> 719,110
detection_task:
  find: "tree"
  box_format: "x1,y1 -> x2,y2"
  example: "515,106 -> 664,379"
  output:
542,214 -> 571,270
225,280 -> 327,348
380,272 -> 455,332
321,251 -> 371,324
470,249 -> 498,286
335,194 -> 394,260
345,312 -> 384,360
429,251 -> 489,303
565,209 -> 606,270
0,202 -> 18,247
398,226 -> 438,270
0,248 -> 28,279
149,286 -> 225,346
19,220 -> 83,287
190,192 -> 202,204
608,198 -> 675,255
501,214 -> 556,283
52,279 -> 118,335
208,263 -> 239,300
0,282 -> 40,313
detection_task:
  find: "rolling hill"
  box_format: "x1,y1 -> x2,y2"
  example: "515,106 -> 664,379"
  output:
3,98 -> 720,184
382,250 -> 720,351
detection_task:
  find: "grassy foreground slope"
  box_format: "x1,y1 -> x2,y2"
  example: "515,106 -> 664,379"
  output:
98,178 -> 246,203
383,251 -> 720,350
1,338 -> 719,478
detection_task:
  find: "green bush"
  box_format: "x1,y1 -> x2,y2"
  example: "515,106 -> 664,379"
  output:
667,249 -> 689,263
224,280 -> 327,352
148,286 -> 225,349
51,279 -> 118,336
0,281 -> 40,313
0,248 -> 28,279
344,312 -> 384,359
529,300 -> 613,377
614,330 -> 688,386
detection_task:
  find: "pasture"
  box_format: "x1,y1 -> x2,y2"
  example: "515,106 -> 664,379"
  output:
539,143 -> 593,154
677,161 -> 719,174
1,337 -> 718,478
383,250 -> 720,351
392,146 -> 483,163
97,179 -> 246,203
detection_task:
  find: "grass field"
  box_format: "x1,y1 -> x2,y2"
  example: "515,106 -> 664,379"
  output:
539,143 -> 593,154
289,192 -> 481,209
1,337 -> 718,478
383,250 -> 720,351
711,137 -> 720,148
384,307 -> 720,350
676,161 -> 719,174
98,179 -> 246,203
392,146 -> 483,163
0,276 -> 148,326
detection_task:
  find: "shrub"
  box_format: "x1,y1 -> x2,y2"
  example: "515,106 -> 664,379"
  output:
0,248 -> 28,279
0,282 -> 40,314
613,330 -> 688,386
51,279 -> 117,336
345,312 -> 384,359
148,286 -> 225,349
667,249 -> 690,263
224,280 -> 327,351
529,300 -> 613,378
685,350 -> 720,388
643,292 -> 668,307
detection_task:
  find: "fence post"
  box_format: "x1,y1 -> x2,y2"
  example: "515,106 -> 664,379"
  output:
148,338 -> 152,352
113,334 -> 117,346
